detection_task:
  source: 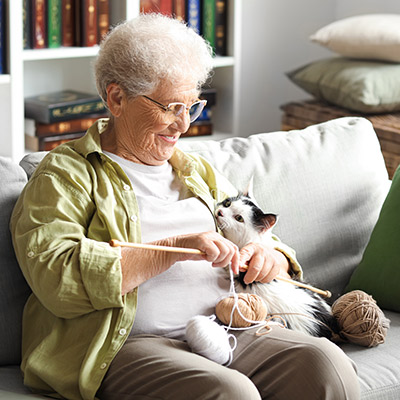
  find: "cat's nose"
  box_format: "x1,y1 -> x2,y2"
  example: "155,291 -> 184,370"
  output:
217,209 -> 223,217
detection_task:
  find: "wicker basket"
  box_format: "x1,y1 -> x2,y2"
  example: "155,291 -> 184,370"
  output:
281,100 -> 400,179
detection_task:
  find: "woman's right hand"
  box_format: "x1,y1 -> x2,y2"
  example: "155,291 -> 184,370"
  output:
175,231 -> 240,273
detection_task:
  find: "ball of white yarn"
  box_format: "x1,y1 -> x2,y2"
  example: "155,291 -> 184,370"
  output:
186,315 -> 233,365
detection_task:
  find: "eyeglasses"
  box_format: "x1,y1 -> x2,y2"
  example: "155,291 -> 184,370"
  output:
143,95 -> 207,123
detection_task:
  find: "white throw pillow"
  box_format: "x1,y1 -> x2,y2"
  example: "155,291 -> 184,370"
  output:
310,14 -> 400,62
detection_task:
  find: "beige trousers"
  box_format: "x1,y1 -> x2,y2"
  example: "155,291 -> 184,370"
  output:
97,326 -> 360,400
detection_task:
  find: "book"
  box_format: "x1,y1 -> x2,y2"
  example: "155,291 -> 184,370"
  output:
200,88 -> 217,108
23,0 -> 32,49
62,0 -> 75,46
173,0 -> 185,21
186,0 -> 201,35
25,113 -> 108,137
181,121 -> 213,137
202,0 -> 215,51
24,90 -> 107,124
32,0 -> 47,49
215,0 -> 227,56
140,0 -> 159,13
74,0 -> 81,45
81,0 -> 98,46
97,0 -> 110,42
159,0 -> 173,15
140,0 -> 173,16
48,0 -> 62,48
25,132 -> 86,152
0,0 -> 5,74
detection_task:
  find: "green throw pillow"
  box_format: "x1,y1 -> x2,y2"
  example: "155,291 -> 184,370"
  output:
286,57 -> 400,114
346,166 -> 400,311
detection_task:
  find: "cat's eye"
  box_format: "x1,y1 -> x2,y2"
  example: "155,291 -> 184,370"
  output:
235,215 -> 244,223
222,199 -> 231,208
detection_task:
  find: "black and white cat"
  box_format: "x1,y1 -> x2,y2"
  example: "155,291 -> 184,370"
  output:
215,191 -> 337,338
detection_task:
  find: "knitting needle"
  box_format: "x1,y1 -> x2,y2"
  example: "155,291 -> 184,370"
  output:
109,239 -> 332,298
274,275 -> 332,298
109,239 -> 205,255
239,264 -> 331,298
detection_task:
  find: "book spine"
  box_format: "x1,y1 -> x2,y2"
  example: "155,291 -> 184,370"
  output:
182,122 -> 213,137
62,0 -> 74,46
214,0 -> 227,56
186,0 -> 201,35
32,0 -> 47,49
34,114 -> 107,137
0,0 -> 5,74
173,0 -> 185,20
81,0 -> 98,46
74,0 -> 81,45
49,100 -> 106,123
97,0 -> 109,42
23,0 -> 32,49
139,0 -> 160,13
48,0 -> 62,48
25,132 -> 85,152
202,0 -> 215,51
159,0 -> 173,15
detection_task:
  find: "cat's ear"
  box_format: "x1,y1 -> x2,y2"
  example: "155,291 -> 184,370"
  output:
261,213 -> 278,231
243,175 -> 255,198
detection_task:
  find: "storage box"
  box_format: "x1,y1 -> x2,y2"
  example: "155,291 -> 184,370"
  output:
281,100 -> 400,179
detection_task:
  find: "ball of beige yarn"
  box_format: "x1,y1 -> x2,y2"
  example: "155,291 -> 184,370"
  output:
332,290 -> 390,347
216,293 -> 268,327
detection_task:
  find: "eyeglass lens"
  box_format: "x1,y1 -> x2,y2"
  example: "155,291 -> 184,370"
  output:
169,102 -> 205,122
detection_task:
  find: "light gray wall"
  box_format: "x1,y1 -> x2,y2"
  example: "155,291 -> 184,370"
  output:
235,0 -> 400,137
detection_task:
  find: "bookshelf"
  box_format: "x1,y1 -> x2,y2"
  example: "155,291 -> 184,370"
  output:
1,0 -> 241,161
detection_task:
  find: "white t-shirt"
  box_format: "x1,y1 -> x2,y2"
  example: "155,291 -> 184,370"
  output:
104,152 -> 230,340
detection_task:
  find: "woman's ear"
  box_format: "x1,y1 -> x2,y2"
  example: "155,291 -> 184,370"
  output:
106,83 -> 124,117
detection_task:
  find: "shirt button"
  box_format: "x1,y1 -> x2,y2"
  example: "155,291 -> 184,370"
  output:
130,215 -> 137,222
100,363 -> 107,370
123,184 -> 131,191
119,328 -> 127,336
27,251 -> 34,258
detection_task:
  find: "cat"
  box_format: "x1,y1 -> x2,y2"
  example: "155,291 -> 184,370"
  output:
214,191 -> 338,338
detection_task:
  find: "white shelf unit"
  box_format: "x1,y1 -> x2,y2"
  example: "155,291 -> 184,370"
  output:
2,0 -> 240,162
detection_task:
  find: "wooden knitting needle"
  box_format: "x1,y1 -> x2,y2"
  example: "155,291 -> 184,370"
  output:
240,264 -> 331,298
109,239 -> 332,298
109,239 -> 205,255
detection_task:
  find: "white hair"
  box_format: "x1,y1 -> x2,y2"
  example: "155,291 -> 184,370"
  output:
94,13 -> 214,103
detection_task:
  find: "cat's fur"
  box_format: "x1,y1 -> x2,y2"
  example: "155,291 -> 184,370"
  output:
215,192 -> 337,338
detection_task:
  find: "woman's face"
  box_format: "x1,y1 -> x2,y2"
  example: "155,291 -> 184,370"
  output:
111,79 -> 199,165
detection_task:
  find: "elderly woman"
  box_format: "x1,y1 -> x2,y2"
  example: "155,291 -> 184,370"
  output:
11,14 -> 359,400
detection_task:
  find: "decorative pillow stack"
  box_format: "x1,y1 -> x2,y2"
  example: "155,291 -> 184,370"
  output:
287,14 -> 400,113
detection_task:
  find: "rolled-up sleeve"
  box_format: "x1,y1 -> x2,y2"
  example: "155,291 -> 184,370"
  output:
11,161 -> 124,320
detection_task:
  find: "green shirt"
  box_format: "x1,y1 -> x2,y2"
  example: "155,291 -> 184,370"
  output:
11,119 -> 302,400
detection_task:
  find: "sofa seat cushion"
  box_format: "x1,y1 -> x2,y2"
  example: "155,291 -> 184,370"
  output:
179,117 -> 390,298
0,157 -> 31,366
340,310 -> 400,399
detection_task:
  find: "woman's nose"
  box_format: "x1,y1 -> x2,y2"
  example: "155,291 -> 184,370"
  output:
173,110 -> 191,133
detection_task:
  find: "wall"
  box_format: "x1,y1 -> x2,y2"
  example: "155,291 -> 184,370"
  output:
235,0 -> 400,137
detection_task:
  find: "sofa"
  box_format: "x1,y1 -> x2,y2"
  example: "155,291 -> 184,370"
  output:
1,116 -> 399,399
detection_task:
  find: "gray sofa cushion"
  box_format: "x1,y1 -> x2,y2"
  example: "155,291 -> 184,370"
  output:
179,117 -> 390,299
340,310 -> 400,399
0,157 -> 31,365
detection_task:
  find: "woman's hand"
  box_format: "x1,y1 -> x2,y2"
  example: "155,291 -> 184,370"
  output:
176,231 -> 240,273
120,231 -> 240,295
239,242 -> 290,285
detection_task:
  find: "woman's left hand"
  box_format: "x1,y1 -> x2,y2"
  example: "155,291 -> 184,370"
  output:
239,243 -> 290,285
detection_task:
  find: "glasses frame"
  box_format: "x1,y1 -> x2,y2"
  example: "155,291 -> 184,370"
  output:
142,95 -> 207,123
